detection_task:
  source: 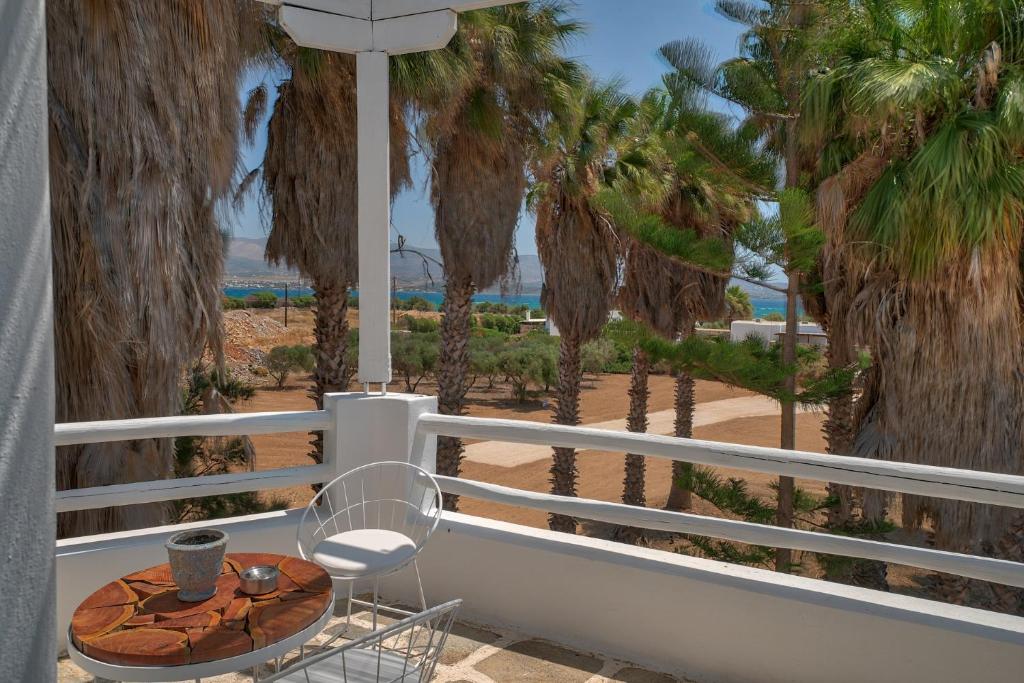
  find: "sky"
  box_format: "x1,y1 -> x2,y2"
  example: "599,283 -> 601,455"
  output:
232,1 -> 748,256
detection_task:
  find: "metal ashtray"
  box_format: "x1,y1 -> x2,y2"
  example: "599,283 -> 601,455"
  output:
239,565 -> 279,595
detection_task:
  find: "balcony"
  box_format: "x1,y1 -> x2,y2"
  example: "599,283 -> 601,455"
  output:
50,393 -> 1024,683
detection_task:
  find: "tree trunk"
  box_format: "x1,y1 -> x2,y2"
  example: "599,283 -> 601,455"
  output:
615,348 -> 649,544
308,282 -> 350,471
822,336 -> 855,528
549,333 -> 583,533
776,114 -> 801,573
666,371 -> 696,510
847,252 -> 1024,602
436,274 -> 475,511
775,273 -> 799,572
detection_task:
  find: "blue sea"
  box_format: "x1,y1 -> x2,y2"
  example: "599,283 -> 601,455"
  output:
223,287 -> 794,318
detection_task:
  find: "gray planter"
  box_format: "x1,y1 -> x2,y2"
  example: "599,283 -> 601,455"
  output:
165,528 -> 229,602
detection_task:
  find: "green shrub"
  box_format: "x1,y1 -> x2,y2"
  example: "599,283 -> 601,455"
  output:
582,338 -> 618,374
403,315 -> 440,333
347,294 -> 359,309
391,331 -> 439,392
250,291 -> 278,309
498,336 -> 558,402
289,295 -> 314,308
468,330 -> 508,389
393,295 -> 435,311
762,311 -> 785,322
264,344 -> 314,387
479,313 -> 520,335
222,296 -> 248,310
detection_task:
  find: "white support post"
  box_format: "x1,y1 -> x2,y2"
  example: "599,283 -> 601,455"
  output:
322,393 -> 438,478
0,0 -> 56,676
357,51 -> 392,387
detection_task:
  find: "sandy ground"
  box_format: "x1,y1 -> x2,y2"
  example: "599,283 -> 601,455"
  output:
236,374 -> 828,533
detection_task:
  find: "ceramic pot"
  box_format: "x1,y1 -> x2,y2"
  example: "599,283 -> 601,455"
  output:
165,528 -> 228,602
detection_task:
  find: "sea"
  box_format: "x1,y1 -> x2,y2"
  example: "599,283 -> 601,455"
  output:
224,286 -> 795,318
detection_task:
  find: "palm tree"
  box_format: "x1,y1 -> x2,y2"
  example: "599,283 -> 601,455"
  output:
661,0 -> 829,571
259,44 -> 412,471
48,0 -> 261,536
805,0 -> 1024,607
419,3 -> 582,507
532,81 -> 637,533
725,285 -> 754,325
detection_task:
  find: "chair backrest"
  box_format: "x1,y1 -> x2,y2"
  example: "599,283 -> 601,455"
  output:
261,599 -> 462,683
298,461 -> 443,562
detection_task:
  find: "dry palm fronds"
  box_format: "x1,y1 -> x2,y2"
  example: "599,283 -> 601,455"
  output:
48,0 -> 259,536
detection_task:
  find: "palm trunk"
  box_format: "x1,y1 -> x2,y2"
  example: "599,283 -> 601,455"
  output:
549,333 -> 583,533
616,348 -> 649,544
666,371 -> 696,510
436,274 -> 475,511
822,336 -> 855,528
308,281 -> 350,471
776,116 -> 800,573
775,274 -> 799,572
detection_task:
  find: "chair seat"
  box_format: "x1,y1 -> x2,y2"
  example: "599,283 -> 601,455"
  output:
276,647 -> 421,682
312,528 -> 418,578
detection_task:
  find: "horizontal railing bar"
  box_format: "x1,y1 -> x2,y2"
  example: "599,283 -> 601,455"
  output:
55,411 -> 332,447
55,464 -> 332,513
436,476 -> 1024,588
419,414 -> 1024,509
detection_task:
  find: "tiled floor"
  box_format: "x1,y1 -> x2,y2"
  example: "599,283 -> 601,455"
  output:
59,599 -> 690,682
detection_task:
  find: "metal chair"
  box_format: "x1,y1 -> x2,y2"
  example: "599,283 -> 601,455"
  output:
298,461 -> 443,629
261,599 -> 461,683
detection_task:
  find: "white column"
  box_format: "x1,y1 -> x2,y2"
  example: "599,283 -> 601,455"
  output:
322,393 -> 438,476
0,0 -> 56,675
356,50 -> 393,387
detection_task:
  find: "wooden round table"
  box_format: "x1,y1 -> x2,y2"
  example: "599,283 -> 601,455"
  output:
66,553 -> 334,682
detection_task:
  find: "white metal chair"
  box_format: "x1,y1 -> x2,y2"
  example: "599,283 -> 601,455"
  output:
261,599 -> 461,683
298,461 -> 443,629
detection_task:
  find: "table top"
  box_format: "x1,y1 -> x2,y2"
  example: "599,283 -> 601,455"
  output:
68,553 -> 333,677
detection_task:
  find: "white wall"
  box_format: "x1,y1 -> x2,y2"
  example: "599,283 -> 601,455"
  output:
731,320 -> 824,345
0,0 -> 55,677
57,511 -> 1024,683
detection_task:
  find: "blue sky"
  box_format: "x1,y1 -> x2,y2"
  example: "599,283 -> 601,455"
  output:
233,1 -> 748,255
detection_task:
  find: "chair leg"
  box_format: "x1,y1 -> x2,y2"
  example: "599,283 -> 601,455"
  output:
372,576 -> 380,631
345,581 -> 354,630
413,559 -> 427,611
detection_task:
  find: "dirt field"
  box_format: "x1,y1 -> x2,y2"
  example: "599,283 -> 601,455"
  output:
236,373 -> 828,528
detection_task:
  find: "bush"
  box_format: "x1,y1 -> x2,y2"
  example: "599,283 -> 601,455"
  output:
498,336 -> 558,402
173,365 -> 287,522
403,315 -> 440,334
289,295 -> 314,308
468,330 -> 508,389
479,313 -> 520,335
393,295 -> 435,312
582,338 -> 618,374
264,344 -> 315,387
222,296 -> 247,310
762,311 -> 785,322
597,320 -> 636,374
347,294 -> 359,309
250,291 -> 278,309
391,331 -> 439,392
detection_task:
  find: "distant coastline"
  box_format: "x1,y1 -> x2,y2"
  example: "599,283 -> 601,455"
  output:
222,285 -> 797,318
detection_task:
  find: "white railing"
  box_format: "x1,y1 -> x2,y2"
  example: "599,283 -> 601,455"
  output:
54,410 -> 332,513
417,414 -> 1024,589
52,405 -> 1024,589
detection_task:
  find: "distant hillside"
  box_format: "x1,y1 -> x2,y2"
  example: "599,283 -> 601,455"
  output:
225,236 -> 543,293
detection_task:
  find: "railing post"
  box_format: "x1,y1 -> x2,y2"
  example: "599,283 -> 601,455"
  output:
321,393 -> 438,480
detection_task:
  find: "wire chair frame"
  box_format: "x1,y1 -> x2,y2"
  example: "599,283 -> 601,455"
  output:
298,462 -> 443,573
260,599 -> 462,683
